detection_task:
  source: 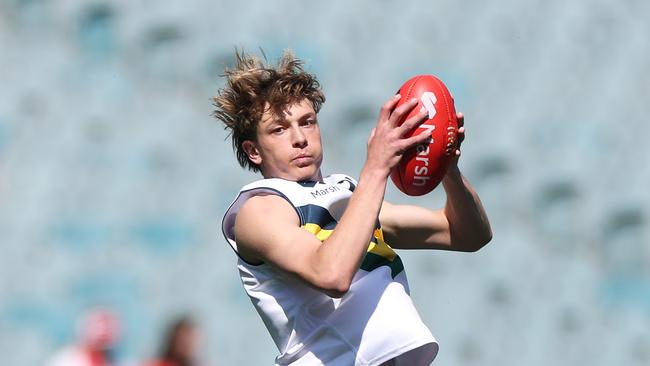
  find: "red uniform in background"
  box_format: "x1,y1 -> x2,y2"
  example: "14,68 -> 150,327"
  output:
45,309 -> 123,366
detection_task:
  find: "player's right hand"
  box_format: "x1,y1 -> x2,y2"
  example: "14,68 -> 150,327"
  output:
365,95 -> 432,177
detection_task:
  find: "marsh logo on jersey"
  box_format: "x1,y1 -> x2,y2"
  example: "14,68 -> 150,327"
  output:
310,185 -> 341,199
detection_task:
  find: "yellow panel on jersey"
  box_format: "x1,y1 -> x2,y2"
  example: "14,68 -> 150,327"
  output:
362,227 -> 404,278
367,228 -> 396,261
302,223 -> 334,241
303,225 -> 397,263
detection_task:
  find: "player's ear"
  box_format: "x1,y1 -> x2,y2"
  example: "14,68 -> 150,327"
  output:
242,140 -> 262,165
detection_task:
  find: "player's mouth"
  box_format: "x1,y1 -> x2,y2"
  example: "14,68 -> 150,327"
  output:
292,154 -> 313,167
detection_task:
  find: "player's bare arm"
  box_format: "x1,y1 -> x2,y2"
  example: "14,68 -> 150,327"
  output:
235,96 -> 432,297
380,112 -> 493,252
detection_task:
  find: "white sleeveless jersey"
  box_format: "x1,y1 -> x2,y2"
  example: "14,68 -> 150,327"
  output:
222,174 -> 438,366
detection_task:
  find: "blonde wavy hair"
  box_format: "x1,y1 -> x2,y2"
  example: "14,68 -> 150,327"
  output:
212,50 -> 326,173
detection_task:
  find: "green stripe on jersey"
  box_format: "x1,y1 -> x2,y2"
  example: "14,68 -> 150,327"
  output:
360,252 -> 404,278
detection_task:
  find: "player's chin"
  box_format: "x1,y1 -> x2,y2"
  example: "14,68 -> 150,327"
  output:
292,165 -> 320,181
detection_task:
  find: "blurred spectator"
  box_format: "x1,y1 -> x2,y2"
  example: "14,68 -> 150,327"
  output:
45,308 -> 127,366
146,316 -> 203,366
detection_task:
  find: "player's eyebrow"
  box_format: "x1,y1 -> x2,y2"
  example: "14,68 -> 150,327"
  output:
272,110 -> 316,125
298,111 -> 317,120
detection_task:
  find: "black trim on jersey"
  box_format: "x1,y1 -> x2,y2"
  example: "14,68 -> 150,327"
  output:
360,252 -> 405,278
297,204 -> 338,230
297,180 -> 318,187
337,178 -> 357,192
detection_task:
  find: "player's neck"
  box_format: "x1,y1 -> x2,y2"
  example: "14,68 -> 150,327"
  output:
261,170 -> 323,183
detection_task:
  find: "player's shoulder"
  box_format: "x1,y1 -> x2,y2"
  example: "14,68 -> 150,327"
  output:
238,193 -> 295,221
239,177 -> 299,193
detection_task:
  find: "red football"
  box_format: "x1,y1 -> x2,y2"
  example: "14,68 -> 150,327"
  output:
390,75 -> 458,196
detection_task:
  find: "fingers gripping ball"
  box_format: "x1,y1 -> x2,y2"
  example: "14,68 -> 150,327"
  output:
390,75 -> 458,196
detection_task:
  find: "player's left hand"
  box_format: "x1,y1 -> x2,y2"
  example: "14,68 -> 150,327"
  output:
443,111 -> 465,180
451,112 -> 465,163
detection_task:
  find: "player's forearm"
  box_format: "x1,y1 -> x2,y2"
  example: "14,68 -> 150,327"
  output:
316,166 -> 388,294
442,166 -> 492,251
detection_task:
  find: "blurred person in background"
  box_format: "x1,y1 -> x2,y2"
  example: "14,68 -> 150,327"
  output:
145,316 -> 203,366
45,308 -> 128,366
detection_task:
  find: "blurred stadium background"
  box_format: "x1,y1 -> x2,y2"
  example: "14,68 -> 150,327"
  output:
1,0 -> 649,365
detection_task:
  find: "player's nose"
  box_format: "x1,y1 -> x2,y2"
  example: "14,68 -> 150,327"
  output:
291,126 -> 307,148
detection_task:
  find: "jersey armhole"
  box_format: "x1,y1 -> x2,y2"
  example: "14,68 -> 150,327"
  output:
222,186 -> 304,266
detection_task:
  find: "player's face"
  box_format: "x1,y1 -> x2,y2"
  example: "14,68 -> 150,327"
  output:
245,99 -> 323,181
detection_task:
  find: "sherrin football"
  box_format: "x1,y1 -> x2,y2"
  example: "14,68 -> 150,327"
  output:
390,75 -> 458,196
